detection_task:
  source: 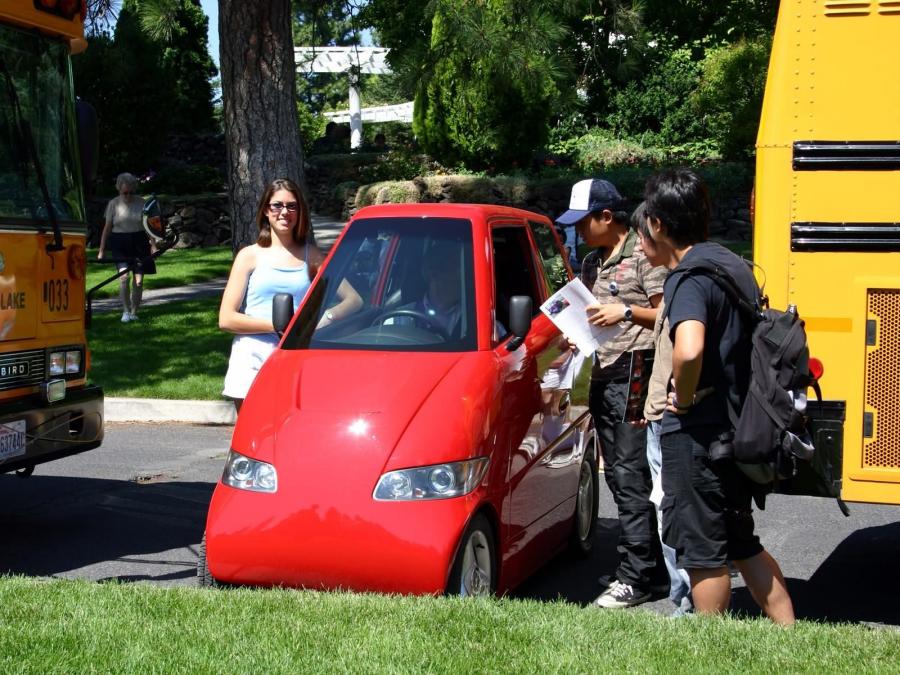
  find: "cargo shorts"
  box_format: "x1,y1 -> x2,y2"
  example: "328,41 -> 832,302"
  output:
659,426 -> 764,569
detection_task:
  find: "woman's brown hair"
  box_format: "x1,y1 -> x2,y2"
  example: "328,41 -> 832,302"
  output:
254,178 -> 311,248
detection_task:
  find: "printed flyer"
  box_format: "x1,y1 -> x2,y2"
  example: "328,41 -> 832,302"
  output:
539,277 -> 623,355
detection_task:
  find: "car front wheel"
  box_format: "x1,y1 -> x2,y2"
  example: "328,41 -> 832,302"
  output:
447,513 -> 496,597
197,533 -> 222,588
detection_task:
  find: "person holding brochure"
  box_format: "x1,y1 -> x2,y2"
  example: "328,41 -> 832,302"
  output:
556,178 -> 667,608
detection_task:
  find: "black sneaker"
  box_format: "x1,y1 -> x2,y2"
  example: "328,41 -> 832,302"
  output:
592,580 -> 651,609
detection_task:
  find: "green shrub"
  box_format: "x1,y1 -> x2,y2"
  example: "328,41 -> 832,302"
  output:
297,104 -> 326,156
606,48 -> 703,147
413,1 -> 567,171
144,165 -> 225,195
568,129 -> 666,171
357,151 -> 437,183
691,37 -> 772,159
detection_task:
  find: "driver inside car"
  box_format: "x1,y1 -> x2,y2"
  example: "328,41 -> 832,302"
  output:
383,243 -> 463,338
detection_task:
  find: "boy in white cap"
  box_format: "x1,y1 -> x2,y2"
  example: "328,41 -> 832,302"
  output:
558,178 -> 667,608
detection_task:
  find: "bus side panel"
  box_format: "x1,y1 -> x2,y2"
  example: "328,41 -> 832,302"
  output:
756,1 -> 900,505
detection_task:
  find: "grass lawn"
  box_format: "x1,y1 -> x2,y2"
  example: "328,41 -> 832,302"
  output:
1,577 -> 898,674
86,245 -> 233,299
88,297 -> 231,399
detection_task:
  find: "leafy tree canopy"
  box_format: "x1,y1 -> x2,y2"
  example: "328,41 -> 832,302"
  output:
75,0 -> 217,181
367,0 -> 573,170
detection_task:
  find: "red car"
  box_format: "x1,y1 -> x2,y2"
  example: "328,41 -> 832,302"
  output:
200,203 -> 599,595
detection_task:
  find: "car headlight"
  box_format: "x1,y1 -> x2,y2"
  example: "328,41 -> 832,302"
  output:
373,457 -> 489,501
222,449 -> 278,493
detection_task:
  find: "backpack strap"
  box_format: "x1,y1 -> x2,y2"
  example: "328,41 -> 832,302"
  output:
663,259 -> 763,429
664,260 -> 763,325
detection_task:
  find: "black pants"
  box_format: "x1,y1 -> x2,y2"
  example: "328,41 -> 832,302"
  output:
589,378 -> 663,591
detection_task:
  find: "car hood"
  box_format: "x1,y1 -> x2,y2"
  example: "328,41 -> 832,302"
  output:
232,349 -> 468,475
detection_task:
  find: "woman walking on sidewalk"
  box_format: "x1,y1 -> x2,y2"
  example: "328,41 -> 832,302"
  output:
98,172 -> 156,322
219,178 -> 360,411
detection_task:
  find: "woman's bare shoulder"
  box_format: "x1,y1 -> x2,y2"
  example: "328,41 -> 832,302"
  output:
232,244 -> 263,271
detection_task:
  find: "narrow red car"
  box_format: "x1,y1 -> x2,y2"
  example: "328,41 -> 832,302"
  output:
200,203 -> 599,595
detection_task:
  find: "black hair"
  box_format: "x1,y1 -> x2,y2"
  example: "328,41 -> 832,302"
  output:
631,201 -> 651,239
643,168 -> 710,246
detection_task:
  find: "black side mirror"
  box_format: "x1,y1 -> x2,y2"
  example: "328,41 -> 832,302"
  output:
272,293 -> 294,336
506,295 -> 532,351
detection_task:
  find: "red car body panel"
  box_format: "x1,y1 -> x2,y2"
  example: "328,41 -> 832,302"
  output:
204,203 -> 594,595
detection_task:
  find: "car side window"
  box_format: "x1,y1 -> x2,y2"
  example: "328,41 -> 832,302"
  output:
491,225 -> 543,335
528,219 -> 569,294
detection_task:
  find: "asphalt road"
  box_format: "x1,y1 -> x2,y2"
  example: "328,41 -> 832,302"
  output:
2,422 -> 899,626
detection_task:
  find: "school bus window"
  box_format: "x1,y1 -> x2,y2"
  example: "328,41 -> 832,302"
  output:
0,25 -> 84,224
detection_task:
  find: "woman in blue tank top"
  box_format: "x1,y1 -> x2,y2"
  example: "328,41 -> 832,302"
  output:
219,178 -> 361,410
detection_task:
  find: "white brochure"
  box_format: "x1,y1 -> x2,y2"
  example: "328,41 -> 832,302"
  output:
539,277 -> 623,355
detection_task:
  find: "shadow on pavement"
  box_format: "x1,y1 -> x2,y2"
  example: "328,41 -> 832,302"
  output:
510,517 -> 621,605
732,520 -> 900,625
0,474 -> 213,583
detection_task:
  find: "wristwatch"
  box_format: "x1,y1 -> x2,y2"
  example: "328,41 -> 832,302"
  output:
325,310 -> 335,322
622,305 -> 633,322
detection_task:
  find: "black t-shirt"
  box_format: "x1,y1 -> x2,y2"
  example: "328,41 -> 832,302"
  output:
661,242 -> 758,434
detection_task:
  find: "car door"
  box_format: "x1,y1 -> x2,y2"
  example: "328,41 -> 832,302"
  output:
492,221 -> 585,577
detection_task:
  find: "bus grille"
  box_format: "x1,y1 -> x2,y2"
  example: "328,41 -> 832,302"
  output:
824,1 -> 871,17
863,290 -> 900,469
0,349 -> 45,392
793,141 -> 900,170
791,222 -> 900,252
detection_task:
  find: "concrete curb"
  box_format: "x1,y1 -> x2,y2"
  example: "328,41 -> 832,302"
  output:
105,397 -> 235,425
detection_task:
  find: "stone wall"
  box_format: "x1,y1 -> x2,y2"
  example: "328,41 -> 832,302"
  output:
163,194 -> 232,248
85,193 -> 232,249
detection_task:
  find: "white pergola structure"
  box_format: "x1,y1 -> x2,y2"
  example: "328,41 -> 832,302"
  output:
324,101 -> 414,125
295,46 -> 411,149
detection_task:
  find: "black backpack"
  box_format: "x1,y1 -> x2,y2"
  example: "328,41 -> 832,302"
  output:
667,261 -> 820,485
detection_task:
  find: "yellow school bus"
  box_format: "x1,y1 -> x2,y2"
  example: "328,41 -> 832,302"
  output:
755,0 -> 900,505
0,2 -> 103,475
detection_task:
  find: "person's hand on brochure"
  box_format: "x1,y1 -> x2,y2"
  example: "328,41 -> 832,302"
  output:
540,277 -> 623,355
586,302 -> 628,327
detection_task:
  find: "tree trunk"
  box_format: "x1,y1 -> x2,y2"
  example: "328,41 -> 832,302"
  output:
219,0 -> 304,252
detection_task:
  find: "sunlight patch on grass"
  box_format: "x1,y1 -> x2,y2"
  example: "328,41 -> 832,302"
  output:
87,246 -> 233,299
88,298 -> 231,399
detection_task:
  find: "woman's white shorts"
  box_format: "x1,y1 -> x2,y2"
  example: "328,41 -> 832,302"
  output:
222,334 -> 279,399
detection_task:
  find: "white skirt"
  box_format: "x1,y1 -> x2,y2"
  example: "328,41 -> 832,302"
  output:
222,333 -> 279,399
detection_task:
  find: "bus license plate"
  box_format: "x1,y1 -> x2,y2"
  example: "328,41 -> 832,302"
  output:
0,420 -> 27,461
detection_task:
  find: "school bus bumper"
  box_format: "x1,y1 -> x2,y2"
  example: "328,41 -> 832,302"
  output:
0,385 -> 104,475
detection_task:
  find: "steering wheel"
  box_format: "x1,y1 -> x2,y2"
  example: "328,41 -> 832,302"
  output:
373,309 -> 450,341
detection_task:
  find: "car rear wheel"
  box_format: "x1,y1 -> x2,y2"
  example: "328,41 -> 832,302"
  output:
447,514 -> 496,597
570,451 -> 598,556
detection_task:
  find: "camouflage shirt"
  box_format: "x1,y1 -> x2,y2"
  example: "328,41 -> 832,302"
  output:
580,229 -> 666,379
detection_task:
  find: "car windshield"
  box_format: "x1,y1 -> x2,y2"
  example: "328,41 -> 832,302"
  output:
0,24 -> 84,225
282,217 -> 477,352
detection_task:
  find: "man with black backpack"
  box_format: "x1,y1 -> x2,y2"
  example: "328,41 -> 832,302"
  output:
643,169 -> 795,625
